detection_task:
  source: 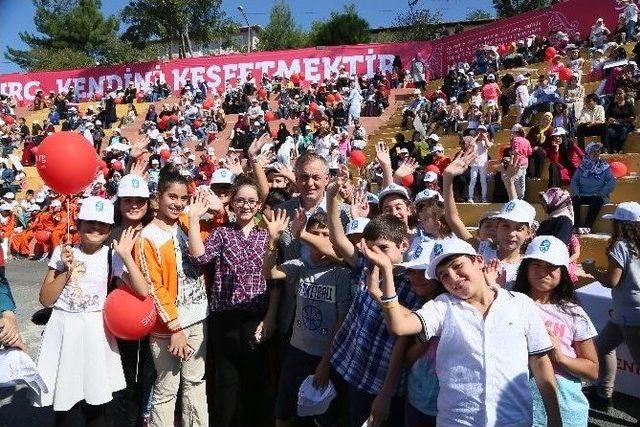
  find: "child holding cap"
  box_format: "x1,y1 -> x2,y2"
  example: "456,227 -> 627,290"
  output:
509,236 -> 598,426
34,196 -> 147,425
363,237 -> 561,426
582,202 -> 640,410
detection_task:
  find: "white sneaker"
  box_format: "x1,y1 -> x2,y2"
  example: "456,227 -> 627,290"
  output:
578,227 -> 591,234
467,199 -> 474,203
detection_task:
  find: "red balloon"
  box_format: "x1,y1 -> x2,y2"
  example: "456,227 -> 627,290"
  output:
35,230 -> 51,244
291,73 -> 301,84
99,160 -> 107,169
257,88 -> 267,99
349,150 -> 366,167
111,160 -> 123,171
202,98 -> 213,109
545,46 -> 557,59
193,119 -> 202,129
103,287 -> 157,340
401,174 -> 414,187
264,111 -> 276,121
424,164 -> 440,174
609,161 -> 628,178
309,102 -> 319,113
170,114 -> 178,123
559,67 -> 573,82
326,94 -> 336,103
30,146 -> 38,155
160,149 -> 171,160
3,115 -> 14,125
36,132 -> 98,194
497,44 -> 508,55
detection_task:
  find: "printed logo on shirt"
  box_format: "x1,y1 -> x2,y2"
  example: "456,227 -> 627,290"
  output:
539,238 -> 551,252
302,305 -> 323,331
298,280 -> 336,303
414,244 -> 423,258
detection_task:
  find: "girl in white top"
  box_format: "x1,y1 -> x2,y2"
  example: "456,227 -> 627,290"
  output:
465,128 -> 492,203
34,197 -> 149,424
514,76 -> 530,122
508,236 -> 598,427
442,151 -> 535,289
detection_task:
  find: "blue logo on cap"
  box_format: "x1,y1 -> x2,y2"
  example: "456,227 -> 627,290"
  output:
433,243 -> 443,256
504,201 -> 515,213
132,179 -> 140,189
415,245 -> 423,258
95,201 -> 104,212
352,220 -> 358,229
539,239 -> 551,253
221,170 -> 227,177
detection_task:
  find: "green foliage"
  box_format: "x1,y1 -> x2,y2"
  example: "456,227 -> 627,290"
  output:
465,9 -> 494,21
391,7 -> 442,42
121,0 -> 235,58
5,0 -> 121,70
257,0 -> 306,51
307,4 -> 371,46
492,0 -> 552,18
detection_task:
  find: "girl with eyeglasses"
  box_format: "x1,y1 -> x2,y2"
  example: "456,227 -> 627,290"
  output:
188,177 -> 279,427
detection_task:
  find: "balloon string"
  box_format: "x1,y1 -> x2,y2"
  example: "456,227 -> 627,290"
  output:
66,199 -> 70,244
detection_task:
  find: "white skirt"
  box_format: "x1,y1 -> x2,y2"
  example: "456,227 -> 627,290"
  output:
32,308 -> 126,411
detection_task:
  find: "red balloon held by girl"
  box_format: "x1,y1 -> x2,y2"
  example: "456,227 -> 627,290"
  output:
36,131 -> 99,194
103,287 -> 157,340
349,151 -> 366,167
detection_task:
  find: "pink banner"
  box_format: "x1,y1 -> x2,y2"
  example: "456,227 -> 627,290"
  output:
0,0 -> 620,103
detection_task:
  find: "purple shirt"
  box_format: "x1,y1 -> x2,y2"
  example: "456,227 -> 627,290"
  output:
193,225 -> 269,313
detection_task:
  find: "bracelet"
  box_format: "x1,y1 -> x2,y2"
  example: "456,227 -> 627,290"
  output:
380,294 -> 398,303
267,241 -> 278,252
380,299 -> 400,310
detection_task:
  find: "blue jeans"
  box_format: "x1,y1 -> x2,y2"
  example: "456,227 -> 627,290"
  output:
627,20 -> 637,41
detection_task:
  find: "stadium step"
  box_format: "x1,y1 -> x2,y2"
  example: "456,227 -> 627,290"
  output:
523,175 -> 640,204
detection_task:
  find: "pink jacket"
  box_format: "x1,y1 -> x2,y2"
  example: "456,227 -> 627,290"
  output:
510,136 -> 533,167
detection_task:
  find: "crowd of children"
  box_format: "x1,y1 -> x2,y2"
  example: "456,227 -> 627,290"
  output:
1,4 -> 640,427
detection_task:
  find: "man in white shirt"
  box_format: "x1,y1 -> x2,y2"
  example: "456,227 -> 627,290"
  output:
576,93 -> 606,148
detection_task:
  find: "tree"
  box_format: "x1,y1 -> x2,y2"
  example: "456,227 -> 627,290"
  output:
5,0 -> 120,70
391,7 -> 442,42
307,4 -> 370,47
121,0 -> 236,59
257,1 -> 305,51
493,0 -> 552,18
466,9 -> 494,21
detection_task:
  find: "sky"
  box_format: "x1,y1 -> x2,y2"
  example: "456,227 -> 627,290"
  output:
0,0 -> 495,74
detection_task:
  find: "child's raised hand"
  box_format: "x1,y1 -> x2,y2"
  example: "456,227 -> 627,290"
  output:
61,244 -> 74,271
503,155 -> 519,179
395,157 -> 418,178
375,141 -> 391,167
129,158 -> 148,178
443,148 -> 475,177
201,187 -> 223,213
290,208 -> 307,239
189,191 -> 210,219
357,238 -> 393,271
112,227 -> 138,260
351,189 -> 370,219
264,208 -> 290,241
482,259 -> 504,287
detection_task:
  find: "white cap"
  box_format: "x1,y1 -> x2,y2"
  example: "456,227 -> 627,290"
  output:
77,196 -> 114,224
345,218 -> 370,235
477,125 -> 488,131
415,189 -> 444,204
515,74 -> 528,83
398,240 -> 436,269
523,235 -> 569,266
3,192 -> 14,199
511,123 -> 523,133
377,184 -> 410,206
50,200 -> 62,208
211,168 -> 236,185
151,159 -> 160,165
602,202 -> 640,222
493,199 -> 537,226
487,73 -> 495,80
0,203 -> 12,211
427,133 -> 440,142
118,174 -> 150,198
423,171 -> 438,183
551,127 -> 566,136
431,144 -> 444,153
296,375 -> 337,417
366,192 -> 379,205
413,89 -> 421,95
427,238 -> 478,279
172,157 -> 183,165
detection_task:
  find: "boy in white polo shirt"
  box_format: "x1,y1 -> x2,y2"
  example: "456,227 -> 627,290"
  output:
360,237 -> 561,426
